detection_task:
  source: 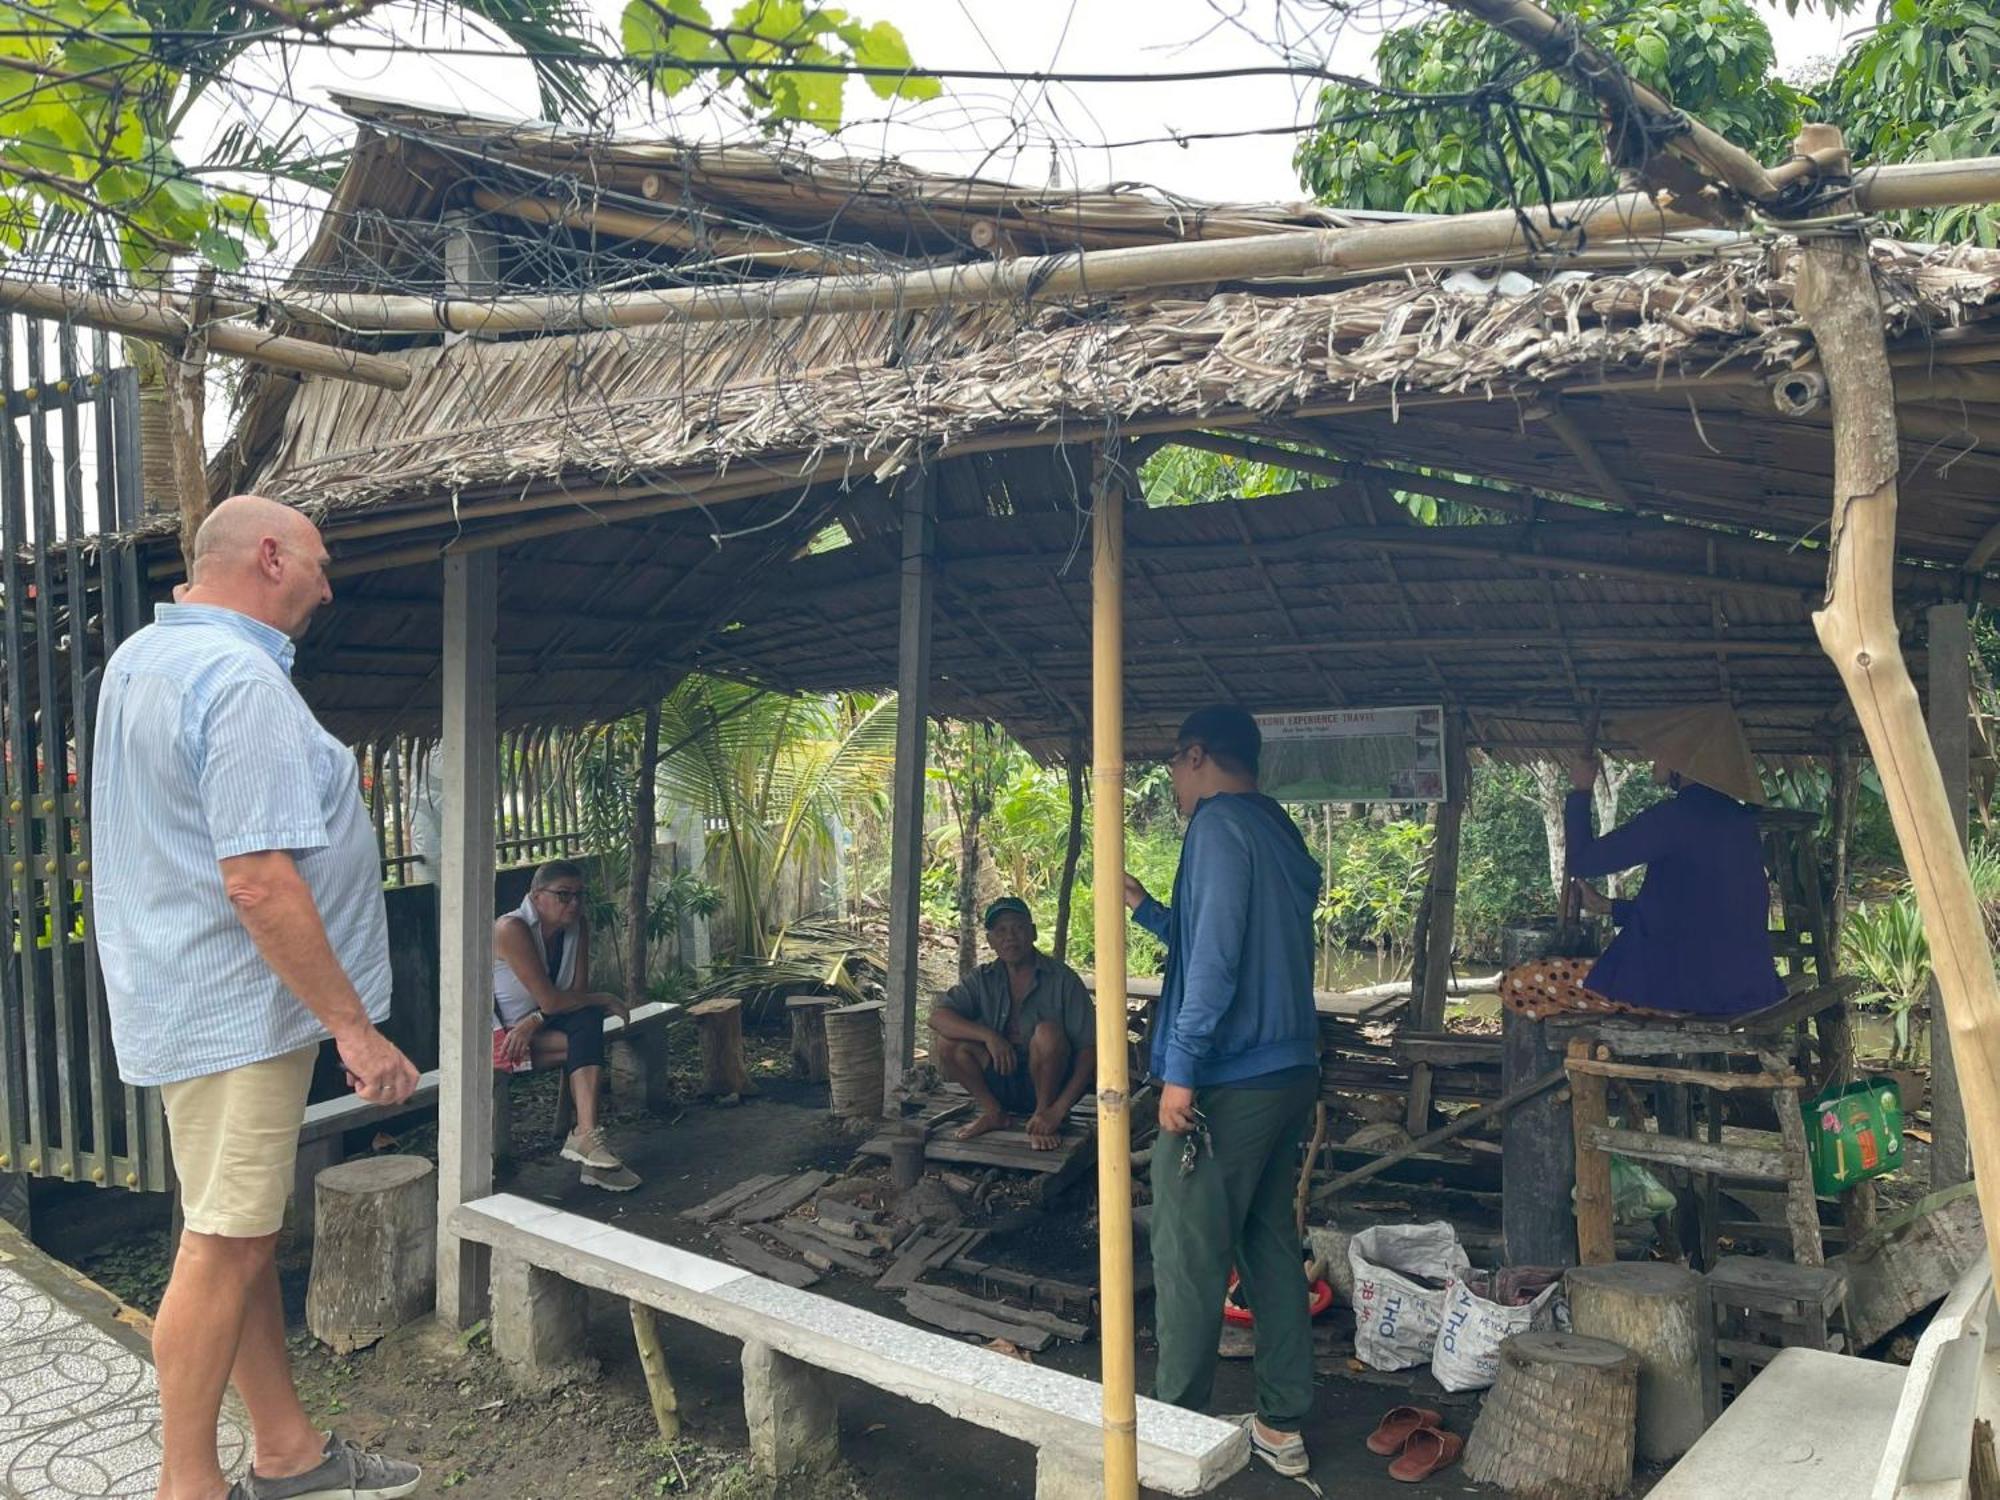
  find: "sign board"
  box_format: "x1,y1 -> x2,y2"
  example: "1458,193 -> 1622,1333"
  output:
1255,706 -> 1448,804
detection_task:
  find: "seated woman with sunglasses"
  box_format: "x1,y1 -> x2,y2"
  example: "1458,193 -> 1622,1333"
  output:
492,860 -> 640,1191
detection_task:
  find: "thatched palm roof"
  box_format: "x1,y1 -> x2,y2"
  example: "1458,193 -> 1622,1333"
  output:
179,99 -> 2000,753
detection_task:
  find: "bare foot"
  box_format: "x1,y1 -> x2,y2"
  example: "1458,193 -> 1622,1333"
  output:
956,1109 -> 1010,1141
1026,1111 -> 1064,1150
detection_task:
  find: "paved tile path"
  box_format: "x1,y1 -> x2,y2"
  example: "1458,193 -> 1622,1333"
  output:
0,1231 -> 247,1499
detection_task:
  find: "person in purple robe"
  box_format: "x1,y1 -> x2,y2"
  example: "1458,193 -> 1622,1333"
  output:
1502,704 -> 1786,1020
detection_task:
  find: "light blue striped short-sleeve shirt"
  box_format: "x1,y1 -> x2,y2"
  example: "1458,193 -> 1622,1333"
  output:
91,604 -> 391,1087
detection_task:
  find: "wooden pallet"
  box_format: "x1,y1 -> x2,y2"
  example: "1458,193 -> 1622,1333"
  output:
857,1087 -> 1103,1175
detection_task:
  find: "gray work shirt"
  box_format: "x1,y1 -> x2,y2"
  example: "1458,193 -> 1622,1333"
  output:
935,954 -> 1094,1056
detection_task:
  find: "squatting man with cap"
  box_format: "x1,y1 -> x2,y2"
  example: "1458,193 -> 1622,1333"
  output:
93,496 -> 422,1500
928,897 -> 1096,1149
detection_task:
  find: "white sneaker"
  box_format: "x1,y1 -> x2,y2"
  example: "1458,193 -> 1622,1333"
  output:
561,1126 -> 621,1170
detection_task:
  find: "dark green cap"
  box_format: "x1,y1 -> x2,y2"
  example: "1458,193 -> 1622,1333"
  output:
983,896 -> 1033,929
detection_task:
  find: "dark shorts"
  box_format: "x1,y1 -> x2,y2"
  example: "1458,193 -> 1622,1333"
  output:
984,1066 -> 1038,1115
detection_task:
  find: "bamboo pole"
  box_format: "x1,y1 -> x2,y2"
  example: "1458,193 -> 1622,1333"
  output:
1794,127 -> 2000,1276
0,275 -> 412,389
247,158 -> 2000,337
1091,450 -> 1139,1500
467,187 -> 858,271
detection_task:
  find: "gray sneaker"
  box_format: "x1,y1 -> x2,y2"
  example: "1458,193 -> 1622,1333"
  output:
561,1126 -> 622,1170
243,1432 -> 422,1499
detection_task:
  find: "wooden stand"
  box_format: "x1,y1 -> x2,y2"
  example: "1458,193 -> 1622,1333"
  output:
306,1155 -> 438,1354
825,1001 -> 886,1120
786,995 -> 837,1082
689,997 -> 756,1099
1464,1331 -> 1638,1500
629,1302 -> 681,1440
1566,1262 -> 1706,1463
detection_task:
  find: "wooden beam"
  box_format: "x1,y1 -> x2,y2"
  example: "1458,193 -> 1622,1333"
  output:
436,549 -> 497,1329
884,469 -> 935,1109
1053,739 -> 1086,964
625,701 -> 663,999
253,157 -> 2000,336
0,274 -> 412,389
467,187 -> 855,271
1929,602 -> 1972,1189
1543,402 -> 1641,508
1406,718 -> 1469,1133
1795,125 -> 2000,1279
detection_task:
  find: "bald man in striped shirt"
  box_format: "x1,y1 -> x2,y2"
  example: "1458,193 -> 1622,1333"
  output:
94,496 -> 422,1500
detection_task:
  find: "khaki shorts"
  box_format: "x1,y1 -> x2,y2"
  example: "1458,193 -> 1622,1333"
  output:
161,1045 -> 318,1237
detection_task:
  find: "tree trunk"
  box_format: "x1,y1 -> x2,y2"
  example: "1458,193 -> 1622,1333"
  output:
1464,1331 -> 1637,1499
1565,1263 -> 1704,1463
688,998 -> 756,1098
625,703 -> 662,998
306,1156 -> 437,1354
1530,760 -> 1569,900
1794,132 -> 2000,1277
956,801 -> 980,978
1052,745 -> 1085,963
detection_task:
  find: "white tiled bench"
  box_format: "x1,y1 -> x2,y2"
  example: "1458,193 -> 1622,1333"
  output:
1653,1253 -> 1997,1500
291,1002 -> 680,1239
450,1193 -> 1248,1498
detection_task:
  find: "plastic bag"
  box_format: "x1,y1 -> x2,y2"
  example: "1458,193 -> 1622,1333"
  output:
1349,1221 -> 1471,1371
1431,1270 -> 1564,1392
1610,1155 -> 1677,1225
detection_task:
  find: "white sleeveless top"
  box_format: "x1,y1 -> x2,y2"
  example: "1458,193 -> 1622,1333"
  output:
493,893 -> 579,1026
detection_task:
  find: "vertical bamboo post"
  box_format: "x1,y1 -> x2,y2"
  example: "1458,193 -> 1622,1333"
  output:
1794,125 -> 2000,1275
1091,451 -> 1139,1500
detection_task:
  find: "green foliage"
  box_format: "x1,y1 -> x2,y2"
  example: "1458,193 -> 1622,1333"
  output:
1139,446 -> 1302,508
1295,0 -> 1804,216
1819,0 -> 2000,245
658,678 -> 895,959
619,0 -> 937,129
1456,761 -> 1556,956
1842,843 -> 2000,1060
1317,814 -> 1432,974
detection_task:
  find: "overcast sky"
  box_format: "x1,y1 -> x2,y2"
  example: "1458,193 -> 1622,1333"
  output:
221,0 -> 1868,212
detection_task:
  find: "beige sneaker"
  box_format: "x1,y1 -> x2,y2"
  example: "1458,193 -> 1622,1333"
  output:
561,1126 -> 621,1170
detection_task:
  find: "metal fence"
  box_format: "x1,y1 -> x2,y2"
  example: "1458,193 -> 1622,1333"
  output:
0,320 -> 159,1194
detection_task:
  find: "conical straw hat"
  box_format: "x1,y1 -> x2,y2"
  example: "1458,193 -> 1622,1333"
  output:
1604,702 -> 1765,806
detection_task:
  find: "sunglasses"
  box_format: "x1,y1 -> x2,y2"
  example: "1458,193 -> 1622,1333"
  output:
539,888 -> 585,904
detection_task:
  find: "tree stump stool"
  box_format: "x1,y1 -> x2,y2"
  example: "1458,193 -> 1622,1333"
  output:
1702,1256 -> 1848,1419
786,995 -> 838,1082
1567,1262 -> 1706,1462
689,997 -> 757,1099
824,1001 -> 885,1121
305,1155 -> 437,1354
1464,1330 -> 1637,1500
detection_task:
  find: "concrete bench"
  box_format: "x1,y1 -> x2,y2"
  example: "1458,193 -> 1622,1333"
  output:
292,1002 -> 680,1238
1653,1253 -> 1997,1500
450,1192 -> 1247,1498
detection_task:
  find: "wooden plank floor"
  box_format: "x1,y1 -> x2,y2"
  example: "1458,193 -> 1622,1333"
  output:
856,1086 -> 1098,1175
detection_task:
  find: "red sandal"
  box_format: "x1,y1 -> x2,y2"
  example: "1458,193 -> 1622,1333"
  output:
1389,1426 -> 1463,1483
1365,1407 -> 1442,1457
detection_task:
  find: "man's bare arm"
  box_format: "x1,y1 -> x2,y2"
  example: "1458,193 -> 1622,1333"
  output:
220,850 -> 416,1103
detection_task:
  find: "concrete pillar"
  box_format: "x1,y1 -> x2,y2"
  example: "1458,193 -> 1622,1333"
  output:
491,1251 -> 592,1389
1035,1449 -> 1101,1500
437,551 -> 498,1329
610,1028 -> 673,1113
742,1339 -> 839,1477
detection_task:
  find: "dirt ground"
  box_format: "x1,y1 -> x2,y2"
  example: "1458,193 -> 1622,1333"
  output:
68,1016 -> 1838,1499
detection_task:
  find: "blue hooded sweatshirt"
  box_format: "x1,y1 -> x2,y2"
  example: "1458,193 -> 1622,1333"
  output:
1133,792 -> 1324,1088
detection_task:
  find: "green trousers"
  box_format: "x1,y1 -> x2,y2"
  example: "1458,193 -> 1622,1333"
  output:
1148,1075 -> 1318,1429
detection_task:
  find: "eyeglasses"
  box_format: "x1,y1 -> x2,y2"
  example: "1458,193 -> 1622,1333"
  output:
540,888 -> 585,904
1165,744 -> 1197,769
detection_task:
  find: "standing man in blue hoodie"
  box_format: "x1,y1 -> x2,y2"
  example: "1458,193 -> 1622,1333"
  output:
1124,705 -> 1323,1477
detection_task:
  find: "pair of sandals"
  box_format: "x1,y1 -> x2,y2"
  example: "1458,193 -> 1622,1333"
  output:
1366,1406 -> 1463,1483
